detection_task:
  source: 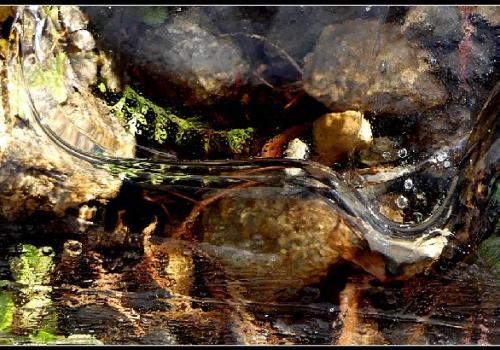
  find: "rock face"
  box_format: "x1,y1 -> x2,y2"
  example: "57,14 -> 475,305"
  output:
303,20 -> 449,115
0,6 -> 135,221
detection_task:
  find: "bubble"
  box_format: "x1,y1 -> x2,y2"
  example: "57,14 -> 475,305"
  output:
396,195 -> 409,209
365,6 -> 372,11
382,151 -> 391,160
404,178 -> 414,190
429,57 -> 437,65
443,160 -> 451,168
398,148 -> 408,158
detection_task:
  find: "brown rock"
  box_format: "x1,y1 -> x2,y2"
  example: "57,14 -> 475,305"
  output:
303,20 -> 449,115
471,6 -> 500,26
198,187 -> 347,301
313,110 -> 372,165
0,7 -> 135,221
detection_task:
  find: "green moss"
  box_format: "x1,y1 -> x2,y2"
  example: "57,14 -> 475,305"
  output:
479,234 -> 500,271
0,293 -> 14,332
96,84 -> 256,158
226,128 -> 256,154
30,330 -> 58,344
26,52 -> 68,103
9,245 -> 54,294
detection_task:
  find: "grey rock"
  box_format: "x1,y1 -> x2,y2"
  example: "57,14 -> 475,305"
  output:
134,8 -> 250,106
59,5 -> 89,33
68,30 -> 96,51
303,20 -> 449,115
68,51 -> 98,87
83,7 -> 250,107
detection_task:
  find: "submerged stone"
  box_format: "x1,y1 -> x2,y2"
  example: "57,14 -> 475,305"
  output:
303,20 -> 448,115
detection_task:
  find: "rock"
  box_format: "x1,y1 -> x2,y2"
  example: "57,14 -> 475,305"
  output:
265,6 -> 387,65
410,104 -> 474,154
312,111 -> 372,165
470,6 -> 500,26
440,25 -> 498,89
68,30 -> 95,51
284,138 -> 310,176
402,6 -> 463,45
303,20 -> 449,115
59,5 -> 89,33
263,6 -> 394,83
68,51 -> 98,87
0,7 -> 135,221
402,6 -> 499,110
201,6 -> 277,61
137,8 -> 250,107
96,50 -> 122,93
284,138 -> 310,160
198,187 -> 346,301
83,7 -> 250,108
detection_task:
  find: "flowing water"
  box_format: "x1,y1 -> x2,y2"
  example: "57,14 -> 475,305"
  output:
0,5 -> 498,345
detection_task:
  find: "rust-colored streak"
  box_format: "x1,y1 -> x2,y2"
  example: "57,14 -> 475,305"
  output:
458,5 -> 475,91
260,124 -> 309,158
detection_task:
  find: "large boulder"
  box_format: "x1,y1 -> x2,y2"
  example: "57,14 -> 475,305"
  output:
303,20 -> 449,115
0,6 -> 135,221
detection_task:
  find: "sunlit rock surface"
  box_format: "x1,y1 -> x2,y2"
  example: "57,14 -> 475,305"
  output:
0,6 -> 135,221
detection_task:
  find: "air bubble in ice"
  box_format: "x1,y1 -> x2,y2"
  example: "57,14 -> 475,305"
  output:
382,151 -> 391,160
398,148 -> 408,158
396,195 -> 409,209
443,160 -> 451,168
404,178 -> 414,190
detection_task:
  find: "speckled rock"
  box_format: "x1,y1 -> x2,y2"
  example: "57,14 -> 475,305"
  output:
199,187 -> 348,301
303,20 -> 449,115
138,8 -> 250,106
402,6 -> 463,44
